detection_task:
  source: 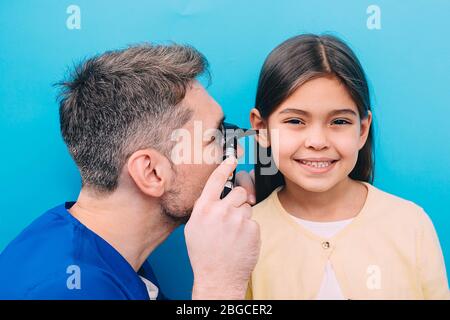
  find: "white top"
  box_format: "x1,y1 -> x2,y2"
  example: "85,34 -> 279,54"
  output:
139,276 -> 159,300
290,216 -> 354,300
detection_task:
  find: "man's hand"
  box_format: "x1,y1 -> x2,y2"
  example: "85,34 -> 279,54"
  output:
185,157 -> 260,300
236,169 -> 256,205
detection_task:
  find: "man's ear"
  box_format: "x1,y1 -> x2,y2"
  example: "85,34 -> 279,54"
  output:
358,110 -> 372,150
250,108 -> 270,148
126,149 -> 172,198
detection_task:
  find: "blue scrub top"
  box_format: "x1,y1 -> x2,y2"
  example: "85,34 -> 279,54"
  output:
0,202 -> 165,300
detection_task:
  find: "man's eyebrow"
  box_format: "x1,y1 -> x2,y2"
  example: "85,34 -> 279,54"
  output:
279,108 -> 358,117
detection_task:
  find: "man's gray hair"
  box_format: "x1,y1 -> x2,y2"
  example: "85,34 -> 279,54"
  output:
57,44 -> 209,193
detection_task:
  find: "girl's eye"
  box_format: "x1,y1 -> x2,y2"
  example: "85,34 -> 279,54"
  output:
332,119 -> 351,125
285,119 -> 304,125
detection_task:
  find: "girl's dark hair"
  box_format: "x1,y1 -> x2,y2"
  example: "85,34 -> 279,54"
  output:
255,34 -> 375,203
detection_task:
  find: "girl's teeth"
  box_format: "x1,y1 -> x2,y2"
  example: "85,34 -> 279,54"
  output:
300,160 -> 333,168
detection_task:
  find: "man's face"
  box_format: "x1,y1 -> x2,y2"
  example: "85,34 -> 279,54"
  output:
160,81 -> 229,222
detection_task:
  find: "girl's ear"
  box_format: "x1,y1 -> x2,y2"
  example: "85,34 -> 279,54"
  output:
358,110 -> 372,150
250,108 -> 270,148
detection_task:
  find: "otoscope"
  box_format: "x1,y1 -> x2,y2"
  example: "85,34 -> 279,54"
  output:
220,122 -> 258,199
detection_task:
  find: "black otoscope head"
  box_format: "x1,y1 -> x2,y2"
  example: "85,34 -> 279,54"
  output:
220,122 -> 258,199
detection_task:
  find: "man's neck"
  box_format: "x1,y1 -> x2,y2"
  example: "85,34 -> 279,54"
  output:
68,187 -> 178,271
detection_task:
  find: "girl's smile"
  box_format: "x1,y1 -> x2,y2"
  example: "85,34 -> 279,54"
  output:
295,158 -> 339,174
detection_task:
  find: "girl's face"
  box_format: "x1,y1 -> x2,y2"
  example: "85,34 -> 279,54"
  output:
252,75 -> 372,193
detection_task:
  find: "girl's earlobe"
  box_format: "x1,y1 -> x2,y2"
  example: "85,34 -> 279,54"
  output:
361,110 -> 372,134
256,128 -> 270,148
250,108 -> 270,148
358,110 -> 372,149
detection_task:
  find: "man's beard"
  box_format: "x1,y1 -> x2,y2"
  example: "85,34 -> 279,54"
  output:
159,188 -> 193,226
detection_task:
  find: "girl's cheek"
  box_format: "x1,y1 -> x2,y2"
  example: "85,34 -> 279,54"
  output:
332,134 -> 361,158
269,128 -> 287,163
268,130 -> 281,167
271,130 -> 301,167
331,138 -> 361,175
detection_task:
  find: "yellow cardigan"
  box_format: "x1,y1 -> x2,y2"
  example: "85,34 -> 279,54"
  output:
247,181 -> 450,300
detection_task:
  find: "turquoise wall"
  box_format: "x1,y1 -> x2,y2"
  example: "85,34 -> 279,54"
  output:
1,1 -> 449,299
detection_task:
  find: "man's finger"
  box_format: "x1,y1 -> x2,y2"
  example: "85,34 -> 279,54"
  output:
235,171 -> 256,205
234,203 -> 252,219
200,156 -> 238,202
222,186 -> 248,208
249,169 -> 255,184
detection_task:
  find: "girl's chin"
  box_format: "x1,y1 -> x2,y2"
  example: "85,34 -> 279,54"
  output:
299,183 -> 334,193
287,176 -> 341,193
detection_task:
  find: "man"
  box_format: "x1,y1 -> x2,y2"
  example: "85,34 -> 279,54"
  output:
0,44 -> 259,299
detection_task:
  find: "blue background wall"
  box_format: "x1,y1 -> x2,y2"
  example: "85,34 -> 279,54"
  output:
1,0 -> 449,299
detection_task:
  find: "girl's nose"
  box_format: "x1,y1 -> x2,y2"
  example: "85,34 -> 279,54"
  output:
304,128 -> 329,150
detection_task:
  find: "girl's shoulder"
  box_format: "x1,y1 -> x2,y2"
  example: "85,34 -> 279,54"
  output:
360,182 -> 433,230
251,187 -> 283,223
251,182 -> 432,230
365,182 -> 424,214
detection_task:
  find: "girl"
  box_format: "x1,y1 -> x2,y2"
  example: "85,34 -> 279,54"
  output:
247,34 -> 449,299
